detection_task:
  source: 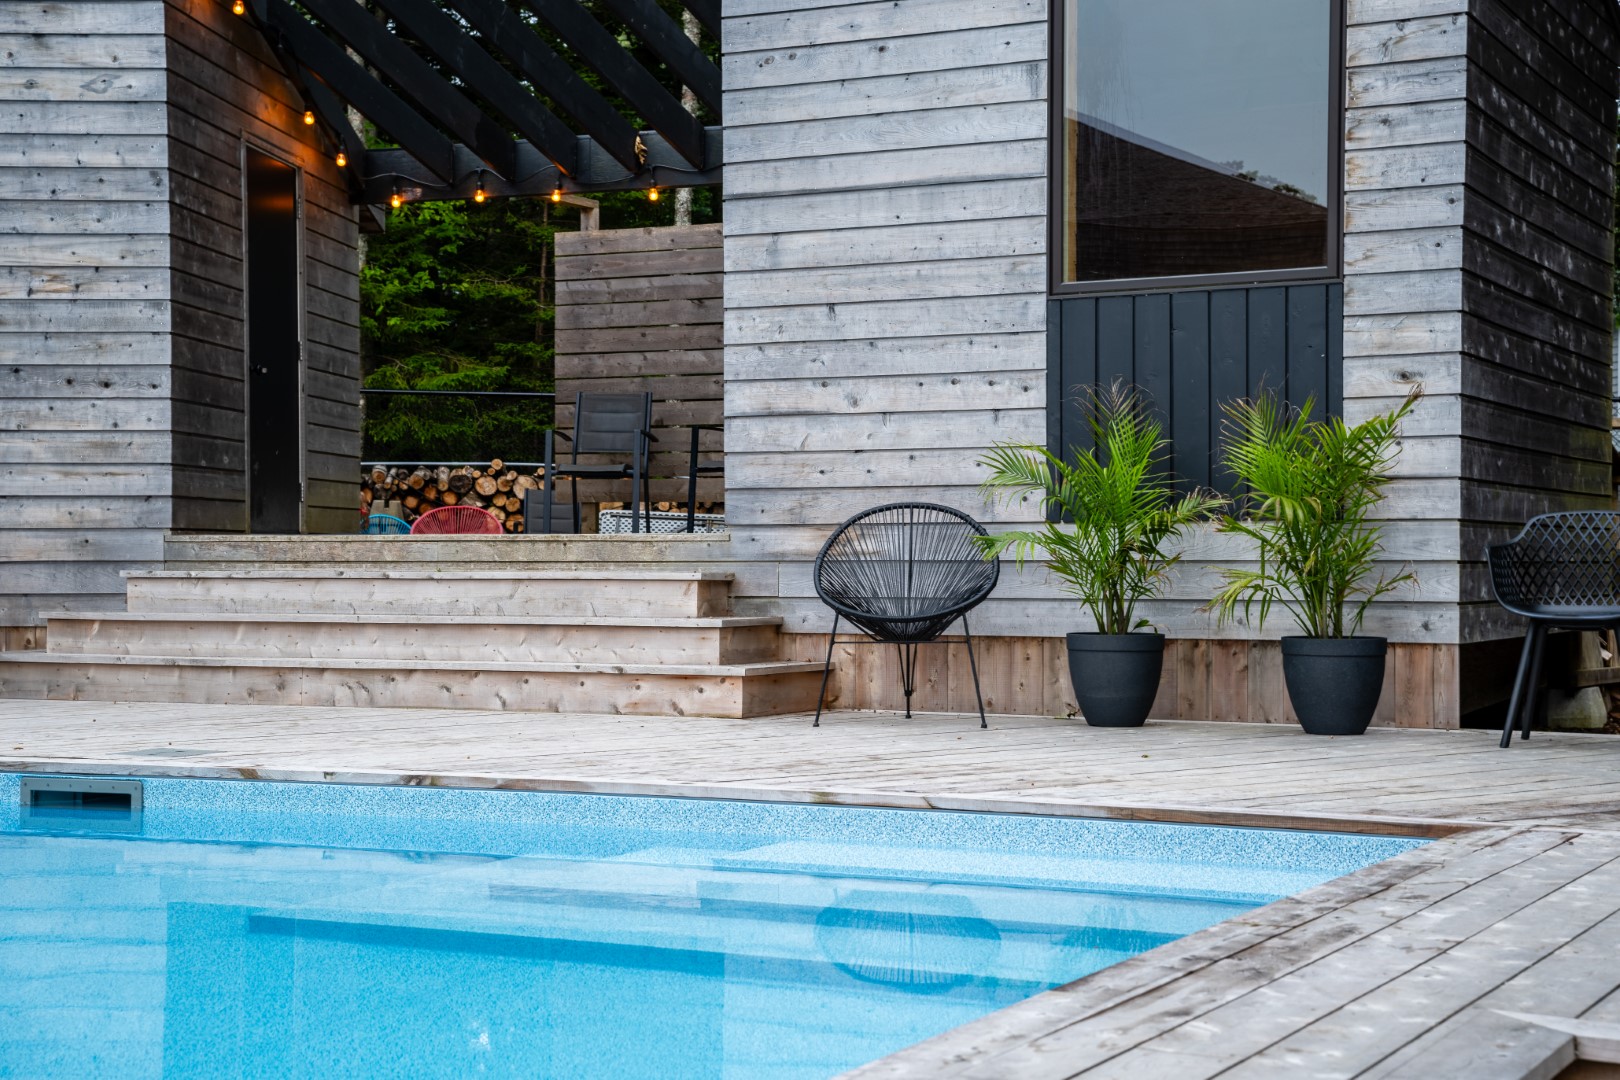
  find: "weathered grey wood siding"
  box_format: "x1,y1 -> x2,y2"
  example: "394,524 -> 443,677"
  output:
165,0 -> 360,534
1456,0 -> 1618,645
721,0 -> 1469,648
722,0 -> 1051,632
0,0 -> 360,632
555,224 -> 723,504
0,0 -> 173,626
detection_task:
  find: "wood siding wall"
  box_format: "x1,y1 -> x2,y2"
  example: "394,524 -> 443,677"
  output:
782,634 -> 1460,729
0,0 -> 360,633
0,0 -> 173,626
721,0 -> 1051,631
1456,0 -> 1618,649
720,0 -> 1469,654
165,0 -> 360,534
1049,284 -> 1344,493
554,224 -> 723,504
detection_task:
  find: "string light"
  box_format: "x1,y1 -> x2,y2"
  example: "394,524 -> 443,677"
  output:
550,184 -> 562,203
647,185 -> 659,202
473,170 -> 486,203
231,0 -> 245,13
389,179 -> 402,209
334,150 -> 347,168
302,110 -> 316,126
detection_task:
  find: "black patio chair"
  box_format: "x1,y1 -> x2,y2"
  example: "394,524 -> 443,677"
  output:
678,423 -> 724,533
538,391 -> 655,534
812,502 -> 1001,728
1488,511 -> 1620,748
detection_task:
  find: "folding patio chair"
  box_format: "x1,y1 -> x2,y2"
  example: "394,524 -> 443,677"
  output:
538,391 -> 655,534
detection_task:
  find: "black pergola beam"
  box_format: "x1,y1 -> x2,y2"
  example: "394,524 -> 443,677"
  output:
445,0 -> 641,173
265,0 -> 456,183
296,0 -> 519,179
516,0 -> 708,170
368,0 -> 578,176
598,0 -> 721,115
302,76 -> 368,187
682,0 -> 721,39
362,126 -> 722,204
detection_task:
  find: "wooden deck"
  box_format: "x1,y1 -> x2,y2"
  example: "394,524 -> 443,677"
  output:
4,700 -> 1620,1077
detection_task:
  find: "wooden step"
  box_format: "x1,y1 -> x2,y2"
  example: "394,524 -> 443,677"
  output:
0,653 -> 827,719
124,569 -> 734,619
45,612 -> 784,665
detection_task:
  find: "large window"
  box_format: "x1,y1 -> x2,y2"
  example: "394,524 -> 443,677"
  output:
1055,0 -> 1340,290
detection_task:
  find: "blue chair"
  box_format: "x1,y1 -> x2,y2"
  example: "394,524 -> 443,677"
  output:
362,513 -> 411,535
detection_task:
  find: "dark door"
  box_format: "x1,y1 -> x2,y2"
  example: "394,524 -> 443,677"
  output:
244,147 -> 303,533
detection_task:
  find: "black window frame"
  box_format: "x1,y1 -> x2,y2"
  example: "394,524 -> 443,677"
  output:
1048,0 -> 1347,297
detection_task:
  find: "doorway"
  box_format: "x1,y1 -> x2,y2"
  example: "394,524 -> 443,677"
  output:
244,146 -> 303,533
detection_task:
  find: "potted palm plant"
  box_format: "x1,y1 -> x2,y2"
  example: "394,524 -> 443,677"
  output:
977,383 -> 1221,726
1208,392 -> 1418,735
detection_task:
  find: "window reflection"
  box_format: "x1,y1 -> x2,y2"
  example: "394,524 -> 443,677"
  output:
1061,0 -> 1335,284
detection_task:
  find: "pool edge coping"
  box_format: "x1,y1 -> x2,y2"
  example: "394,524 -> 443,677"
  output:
0,757 -> 1483,840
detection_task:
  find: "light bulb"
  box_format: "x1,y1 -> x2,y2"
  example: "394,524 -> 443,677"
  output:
550,185 -> 562,203
231,0 -> 245,14
647,186 -> 659,202
474,187 -> 486,203
334,150 -> 347,168
390,191 -> 402,209
303,110 -> 315,126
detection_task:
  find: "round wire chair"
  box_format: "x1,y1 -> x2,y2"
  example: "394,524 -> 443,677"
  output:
812,502 -> 1000,728
409,505 -> 503,535
1487,510 -> 1620,747
361,513 -> 411,535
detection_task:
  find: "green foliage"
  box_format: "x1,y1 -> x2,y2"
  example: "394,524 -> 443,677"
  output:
1207,392 -> 1418,638
361,198 -> 557,462
976,383 -> 1224,635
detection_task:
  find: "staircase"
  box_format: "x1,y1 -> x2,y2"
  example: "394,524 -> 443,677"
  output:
0,566 -> 827,718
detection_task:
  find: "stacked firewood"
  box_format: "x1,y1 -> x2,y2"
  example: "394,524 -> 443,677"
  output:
360,460 -> 540,533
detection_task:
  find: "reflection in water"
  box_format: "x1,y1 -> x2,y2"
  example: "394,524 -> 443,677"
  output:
813,891 -> 1002,992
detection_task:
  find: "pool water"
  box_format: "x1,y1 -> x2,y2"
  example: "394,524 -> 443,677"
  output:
0,775 -> 1424,1079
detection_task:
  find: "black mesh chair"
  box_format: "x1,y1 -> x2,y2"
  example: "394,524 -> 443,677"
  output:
539,391 -> 655,534
812,503 -> 1001,728
1487,511 -> 1620,748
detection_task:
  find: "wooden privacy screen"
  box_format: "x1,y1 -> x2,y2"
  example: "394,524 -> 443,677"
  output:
1049,283 -> 1343,494
554,223 -> 723,505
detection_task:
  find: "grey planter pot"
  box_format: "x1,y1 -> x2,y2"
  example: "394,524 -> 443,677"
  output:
1066,632 -> 1165,728
1281,636 -> 1388,736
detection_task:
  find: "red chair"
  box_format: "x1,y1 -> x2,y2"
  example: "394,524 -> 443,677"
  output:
410,505 -> 503,535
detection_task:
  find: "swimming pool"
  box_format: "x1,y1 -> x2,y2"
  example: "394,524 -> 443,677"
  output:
0,774 -> 1424,1079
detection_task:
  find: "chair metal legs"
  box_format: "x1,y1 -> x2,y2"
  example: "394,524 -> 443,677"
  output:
962,614 -> 988,729
813,614 -> 839,728
1500,623 -> 1547,748
810,614 -> 989,729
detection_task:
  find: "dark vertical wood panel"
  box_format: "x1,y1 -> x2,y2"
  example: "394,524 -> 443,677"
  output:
1046,298 -> 1063,462
1052,282 -> 1343,495
1286,284 -> 1329,422
1095,295 -> 1135,390
1059,298 -> 1096,459
1134,292 -> 1172,430
1247,287 -> 1288,401
1170,291 -> 1211,491
1327,283 -> 1344,418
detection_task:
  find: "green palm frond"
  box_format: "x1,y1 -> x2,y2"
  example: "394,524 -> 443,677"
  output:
976,382 -> 1224,635
1207,390 -> 1419,638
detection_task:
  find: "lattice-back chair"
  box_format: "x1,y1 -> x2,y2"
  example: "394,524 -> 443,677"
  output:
410,505 -> 503,535
1488,511 -> 1620,747
361,513 -> 410,535
538,391 -> 655,534
812,503 -> 1001,727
